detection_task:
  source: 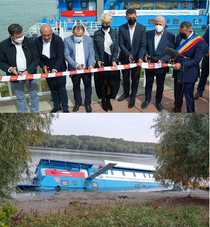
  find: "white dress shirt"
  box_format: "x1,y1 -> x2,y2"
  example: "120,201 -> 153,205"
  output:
128,23 -> 136,45
12,40 -> 27,72
42,39 -> 51,58
154,31 -> 164,51
75,41 -> 86,68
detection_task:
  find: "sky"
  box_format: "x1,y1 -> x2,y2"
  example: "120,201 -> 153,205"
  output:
51,113 -> 159,143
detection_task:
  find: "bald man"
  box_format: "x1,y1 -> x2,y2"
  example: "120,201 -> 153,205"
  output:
141,16 -> 175,112
35,24 -> 69,113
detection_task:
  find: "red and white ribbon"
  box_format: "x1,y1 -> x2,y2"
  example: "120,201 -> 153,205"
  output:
0,63 -> 173,82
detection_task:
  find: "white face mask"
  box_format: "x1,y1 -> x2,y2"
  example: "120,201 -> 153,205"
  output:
14,35 -> 24,44
155,25 -> 163,33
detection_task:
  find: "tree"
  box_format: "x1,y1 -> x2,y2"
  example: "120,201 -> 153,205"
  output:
152,113 -> 209,188
0,114 -> 57,200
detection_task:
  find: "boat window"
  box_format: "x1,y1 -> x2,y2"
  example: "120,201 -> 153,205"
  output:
181,2 -> 189,9
130,1 -> 141,10
143,2 -> 154,10
67,1 -> 73,10
191,1 -> 194,9
61,180 -> 69,186
155,2 -> 166,10
148,19 -> 154,25
143,173 -> 146,178
113,170 -> 123,176
173,2 -> 179,9
167,19 -> 170,23
123,1 -> 128,10
92,182 -> 98,188
73,181 -> 77,186
135,172 -> 145,178
124,171 -> 134,177
81,1 -> 87,10
167,2 -> 173,9
173,19 -> 179,24
109,2 -> 115,10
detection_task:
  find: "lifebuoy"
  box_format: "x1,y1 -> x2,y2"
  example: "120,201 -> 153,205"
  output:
51,168 -> 57,174
55,185 -> 61,191
194,20 -> 199,25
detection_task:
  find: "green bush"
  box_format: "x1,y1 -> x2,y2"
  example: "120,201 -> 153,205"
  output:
0,204 -> 17,227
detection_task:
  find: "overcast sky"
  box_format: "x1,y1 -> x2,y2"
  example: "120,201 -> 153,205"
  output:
51,113 -> 159,143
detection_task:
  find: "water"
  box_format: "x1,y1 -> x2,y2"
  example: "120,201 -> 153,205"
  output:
0,0 -> 57,42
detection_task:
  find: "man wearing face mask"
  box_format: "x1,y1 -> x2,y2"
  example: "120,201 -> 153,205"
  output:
141,16 -> 175,112
64,25 -> 94,113
118,8 -> 146,109
0,23 -> 40,113
172,21 -> 206,113
35,24 -> 69,113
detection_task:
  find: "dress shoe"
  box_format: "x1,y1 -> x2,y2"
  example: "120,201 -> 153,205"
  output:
118,93 -> 129,102
106,96 -> 113,111
156,103 -> 163,112
194,93 -> 202,100
102,98 -> 108,111
50,107 -> 62,113
171,107 -> 181,113
85,105 -> 92,113
128,98 -> 135,108
63,109 -> 70,113
73,104 -> 81,112
141,101 -> 149,110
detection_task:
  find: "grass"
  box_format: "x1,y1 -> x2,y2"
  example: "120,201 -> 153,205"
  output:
12,200 -> 209,227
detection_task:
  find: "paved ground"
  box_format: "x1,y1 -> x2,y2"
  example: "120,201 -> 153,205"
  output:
0,76 -> 209,113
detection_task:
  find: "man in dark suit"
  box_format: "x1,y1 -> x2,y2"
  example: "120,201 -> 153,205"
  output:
35,24 -> 69,113
194,27 -> 209,100
141,16 -> 175,112
64,25 -> 94,113
118,8 -> 146,108
172,21 -> 206,113
0,23 -> 40,113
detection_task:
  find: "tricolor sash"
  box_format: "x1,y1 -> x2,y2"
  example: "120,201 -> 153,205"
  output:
176,33 -> 203,55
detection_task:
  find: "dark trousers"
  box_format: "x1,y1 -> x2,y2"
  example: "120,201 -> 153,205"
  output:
72,73 -> 92,105
197,58 -> 209,94
122,66 -> 140,98
174,76 -> 195,113
46,77 -> 69,111
145,70 -> 166,104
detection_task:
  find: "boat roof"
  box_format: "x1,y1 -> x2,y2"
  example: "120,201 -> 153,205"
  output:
104,160 -> 156,171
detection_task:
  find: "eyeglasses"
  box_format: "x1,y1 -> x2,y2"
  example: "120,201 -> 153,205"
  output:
42,34 -> 51,38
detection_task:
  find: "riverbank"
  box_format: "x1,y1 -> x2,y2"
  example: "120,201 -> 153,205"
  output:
11,188 -> 209,214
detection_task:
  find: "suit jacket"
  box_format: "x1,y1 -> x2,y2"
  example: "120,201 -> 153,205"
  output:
64,35 -> 94,71
145,29 -> 175,74
119,22 -> 146,64
35,33 -> 66,72
0,37 -> 39,75
173,32 -> 206,83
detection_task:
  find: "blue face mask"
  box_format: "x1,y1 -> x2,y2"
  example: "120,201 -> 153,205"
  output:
74,36 -> 83,43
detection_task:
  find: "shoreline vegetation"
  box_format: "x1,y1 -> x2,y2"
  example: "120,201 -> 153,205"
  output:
9,189 -> 209,227
31,134 -> 156,155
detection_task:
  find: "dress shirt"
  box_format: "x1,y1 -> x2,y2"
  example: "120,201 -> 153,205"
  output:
75,41 -> 86,68
154,30 -> 164,51
180,32 -> 193,45
12,39 -> 27,71
128,23 -> 136,45
42,39 -> 51,58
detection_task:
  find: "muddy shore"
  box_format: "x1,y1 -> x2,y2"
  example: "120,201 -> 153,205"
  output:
11,189 -> 209,214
